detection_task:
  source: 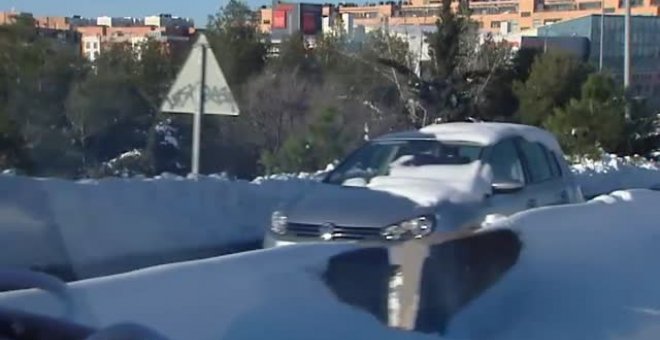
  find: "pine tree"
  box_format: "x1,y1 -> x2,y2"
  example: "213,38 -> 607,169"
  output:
514,52 -> 592,126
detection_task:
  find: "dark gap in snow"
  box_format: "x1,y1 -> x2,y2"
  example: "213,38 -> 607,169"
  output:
321,230 -> 521,336
323,247 -> 393,324
415,229 -> 522,334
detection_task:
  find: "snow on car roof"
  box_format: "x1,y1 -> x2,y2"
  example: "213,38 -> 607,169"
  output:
423,122 -> 563,152
378,122 -> 563,153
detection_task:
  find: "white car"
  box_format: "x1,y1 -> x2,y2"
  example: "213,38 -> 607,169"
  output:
265,122 -> 584,248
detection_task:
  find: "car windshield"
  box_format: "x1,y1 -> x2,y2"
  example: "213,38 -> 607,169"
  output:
325,139 -> 483,185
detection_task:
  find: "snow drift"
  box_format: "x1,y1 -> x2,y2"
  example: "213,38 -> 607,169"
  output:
448,189 -> 660,340
0,244 -> 435,340
571,153 -> 660,198
0,190 -> 659,340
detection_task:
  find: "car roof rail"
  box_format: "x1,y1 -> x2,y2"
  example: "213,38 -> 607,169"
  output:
432,116 -> 482,125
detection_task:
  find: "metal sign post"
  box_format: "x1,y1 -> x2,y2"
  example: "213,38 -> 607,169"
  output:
191,46 -> 206,175
161,34 -> 240,176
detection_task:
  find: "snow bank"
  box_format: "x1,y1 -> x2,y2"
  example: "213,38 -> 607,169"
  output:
1,150 -> 657,280
0,244 -> 435,340
448,189 -> 660,339
2,190 -> 659,339
571,153 -> 660,198
252,163 -> 335,183
0,174 -> 319,280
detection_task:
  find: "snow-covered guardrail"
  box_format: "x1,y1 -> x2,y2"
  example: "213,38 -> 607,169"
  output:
0,175 -> 319,280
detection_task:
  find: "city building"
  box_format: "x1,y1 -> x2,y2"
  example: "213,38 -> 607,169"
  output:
388,25 -> 434,76
1,11 -> 195,61
0,10 -> 28,25
266,1 -> 325,45
519,35 -> 591,59
81,34 -> 102,61
259,0 -> 660,36
0,11 -> 81,45
259,6 -> 273,33
34,15 -> 70,30
538,14 -> 660,99
1,10 -> 71,30
74,14 -> 194,61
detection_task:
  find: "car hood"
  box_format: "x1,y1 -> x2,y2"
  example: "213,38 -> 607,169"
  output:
284,172 -> 488,229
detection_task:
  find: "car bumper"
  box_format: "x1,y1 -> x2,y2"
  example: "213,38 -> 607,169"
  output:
263,233 -> 300,248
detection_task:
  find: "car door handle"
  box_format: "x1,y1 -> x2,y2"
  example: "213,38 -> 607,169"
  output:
527,198 -> 537,208
559,190 -> 569,203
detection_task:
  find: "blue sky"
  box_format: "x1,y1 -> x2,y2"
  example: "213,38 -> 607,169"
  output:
0,0 -> 295,27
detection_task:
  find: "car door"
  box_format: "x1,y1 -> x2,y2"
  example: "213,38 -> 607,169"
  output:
483,138 -> 537,216
546,148 -> 579,204
516,139 -> 570,207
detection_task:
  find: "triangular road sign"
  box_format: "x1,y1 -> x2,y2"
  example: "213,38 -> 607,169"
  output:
161,34 -> 239,116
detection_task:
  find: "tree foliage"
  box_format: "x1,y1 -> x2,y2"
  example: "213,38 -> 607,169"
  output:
545,73 -> 625,156
427,0 -> 473,79
261,107 -> 360,173
1,4 -> 657,178
514,52 -> 592,126
206,0 -> 268,89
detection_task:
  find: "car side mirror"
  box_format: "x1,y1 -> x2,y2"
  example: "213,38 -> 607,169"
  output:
492,180 -> 524,194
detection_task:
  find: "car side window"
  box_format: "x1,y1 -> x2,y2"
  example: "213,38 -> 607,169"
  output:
487,140 -> 525,184
547,150 -> 563,178
518,140 -> 553,183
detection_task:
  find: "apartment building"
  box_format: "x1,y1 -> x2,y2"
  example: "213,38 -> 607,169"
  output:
73,14 -> 195,61
1,11 -> 194,61
259,0 -> 660,35
258,0 -> 325,48
0,11 -> 81,45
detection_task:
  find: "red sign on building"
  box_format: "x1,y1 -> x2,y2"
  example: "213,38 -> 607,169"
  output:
273,10 -> 287,29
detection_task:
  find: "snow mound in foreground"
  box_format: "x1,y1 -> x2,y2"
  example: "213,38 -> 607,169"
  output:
449,189 -> 660,340
1,190 -> 659,340
0,244 -> 435,340
571,153 -> 659,197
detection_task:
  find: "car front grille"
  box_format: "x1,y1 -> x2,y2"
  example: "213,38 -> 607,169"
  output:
287,222 -> 382,241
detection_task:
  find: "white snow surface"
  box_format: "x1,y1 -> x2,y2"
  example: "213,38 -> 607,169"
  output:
102,149 -> 144,177
154,119 -> 179,148
0,175 -> 318,279
448,189 -> 660,340
0,244 -> 435,340
420,122 -> 563,153
571,153 -> 660,197
1,190 -> 659,339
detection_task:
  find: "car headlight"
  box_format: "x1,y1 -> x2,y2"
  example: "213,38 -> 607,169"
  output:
381,216 -> 435,241
270,211 -> 288,235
